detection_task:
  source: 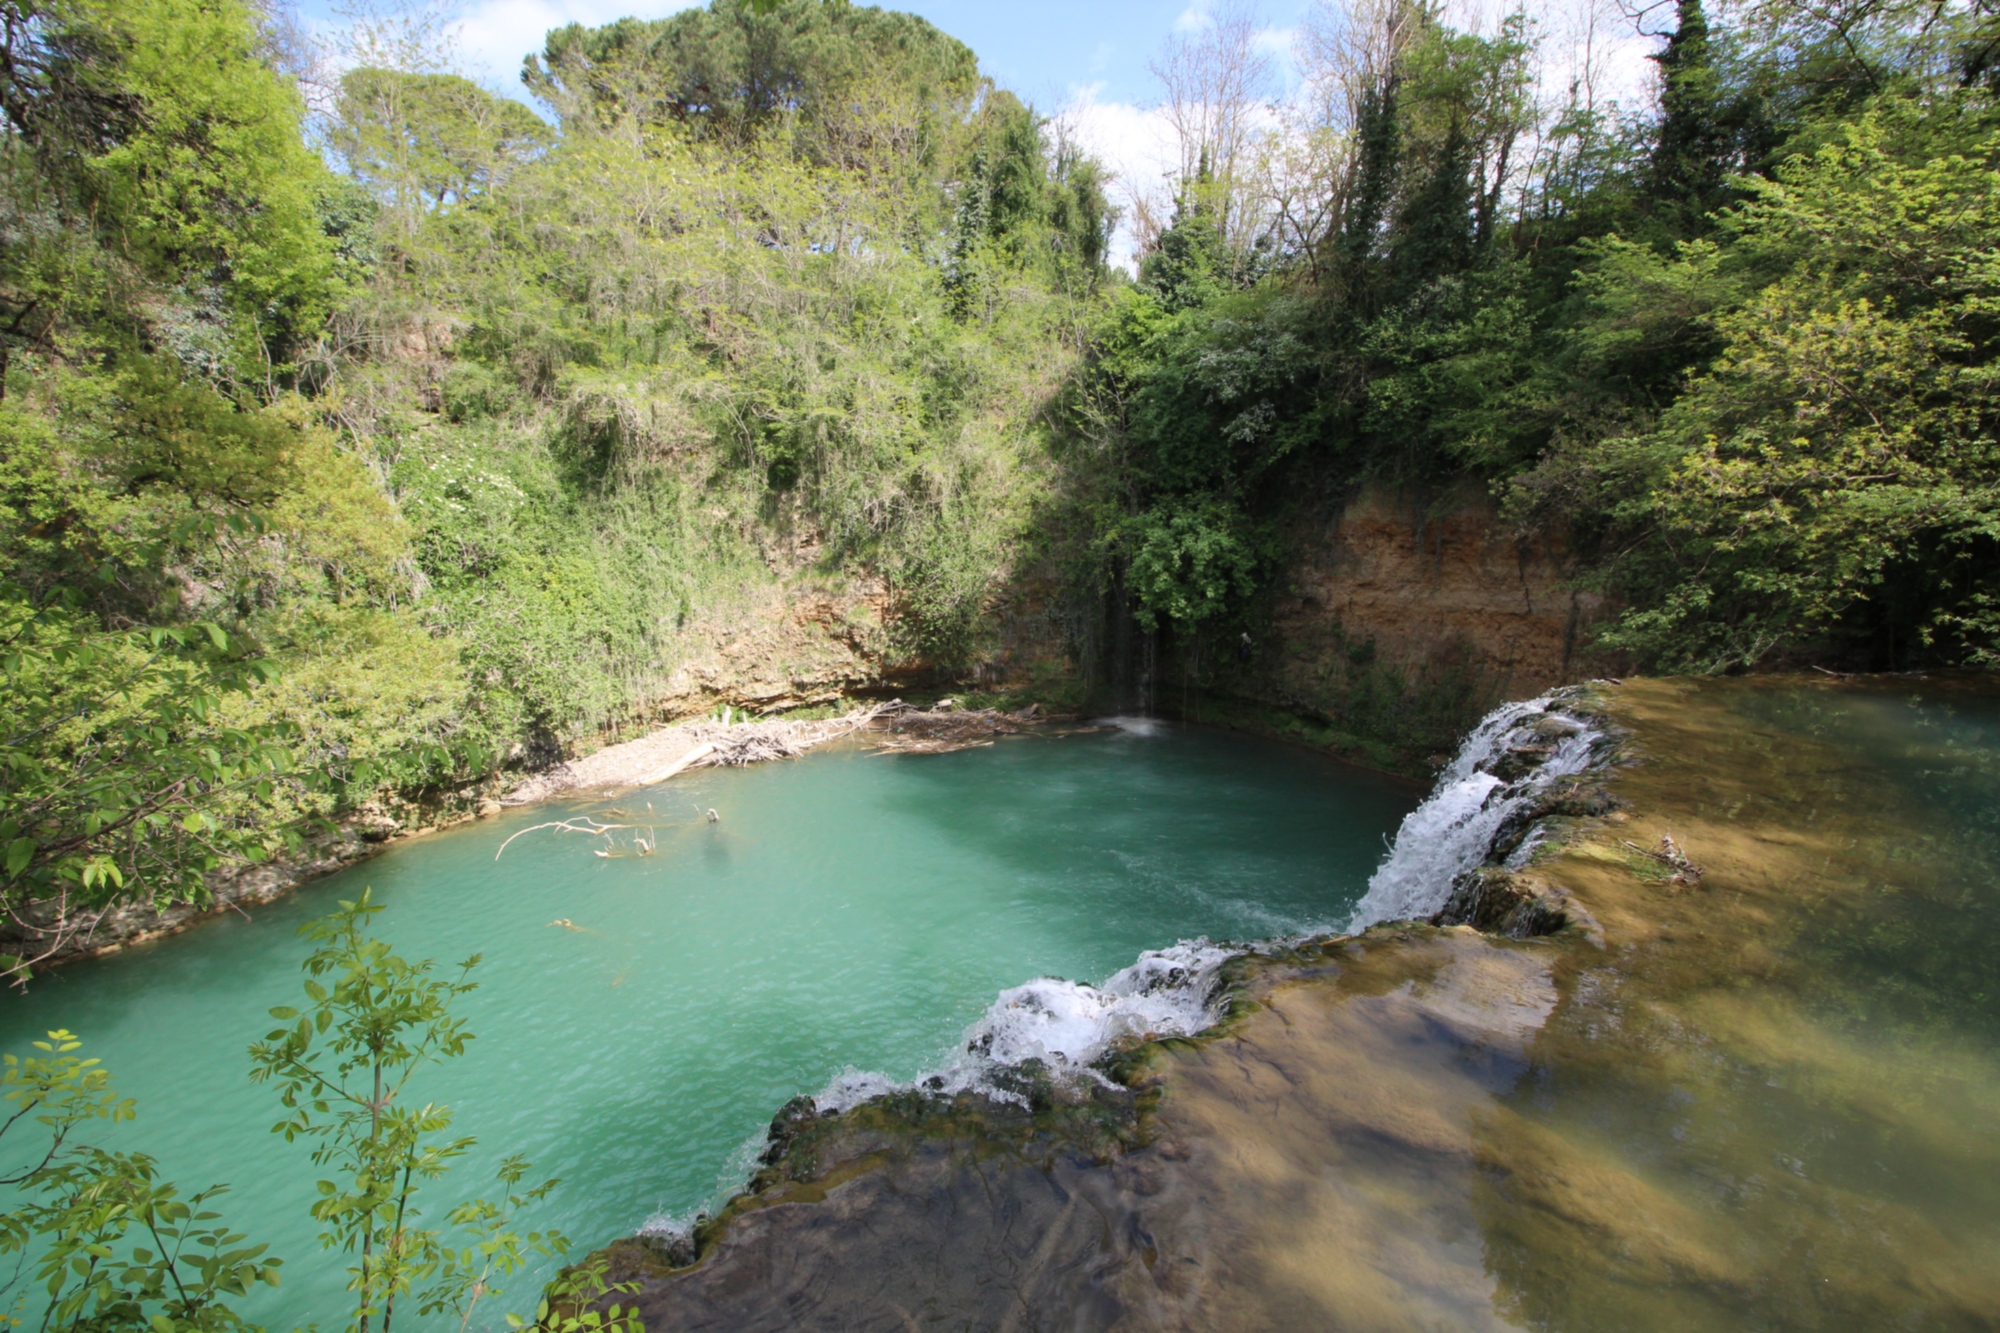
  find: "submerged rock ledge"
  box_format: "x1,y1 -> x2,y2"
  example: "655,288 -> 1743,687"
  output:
587,676 -> 2000,1330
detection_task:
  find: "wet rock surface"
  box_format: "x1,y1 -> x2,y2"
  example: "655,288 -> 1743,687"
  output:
608,932 -> 1555,1332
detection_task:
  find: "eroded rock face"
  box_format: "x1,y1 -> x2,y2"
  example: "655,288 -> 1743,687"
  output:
1285,485 -> 1600,685
647,582 -> 902,721
1220,484 -> 1613,750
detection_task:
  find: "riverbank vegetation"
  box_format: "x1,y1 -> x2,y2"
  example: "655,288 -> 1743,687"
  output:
4,0 -> 2000,973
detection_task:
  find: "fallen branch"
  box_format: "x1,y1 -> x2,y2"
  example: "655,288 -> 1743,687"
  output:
495,817 -> 634,861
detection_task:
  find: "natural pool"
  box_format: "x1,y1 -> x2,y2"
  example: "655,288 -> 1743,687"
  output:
619,679 -> 2000,1331
0,721 -> 1417,1323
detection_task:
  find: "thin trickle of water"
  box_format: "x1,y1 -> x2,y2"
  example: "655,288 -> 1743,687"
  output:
1350,692 -> 1606,930
1089,715 -> 1166,737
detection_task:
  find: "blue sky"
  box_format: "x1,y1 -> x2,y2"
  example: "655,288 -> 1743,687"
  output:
296,0 -> 1660,265
825,1 -> 1318,109
297,1 -> 1317,109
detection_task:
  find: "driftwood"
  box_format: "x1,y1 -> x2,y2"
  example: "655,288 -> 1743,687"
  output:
1624,834 -> 1704,887
495,816 -> 634,860
643,703 -> 895,776
865,702 -> 1048,755
504,704 -> 895,803
637,741 -> 718,787
503,700 -> 1070,814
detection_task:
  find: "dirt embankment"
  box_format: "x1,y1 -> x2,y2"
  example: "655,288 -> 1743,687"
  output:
503,702 -> 1051,803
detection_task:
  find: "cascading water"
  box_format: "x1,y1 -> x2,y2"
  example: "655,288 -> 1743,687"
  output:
642,940 -> 1240,1241
813,940 -> 1235,1113
814,689 -> 1611,1125
1349,690 -> 1608,930
7,723 -> 1415,1322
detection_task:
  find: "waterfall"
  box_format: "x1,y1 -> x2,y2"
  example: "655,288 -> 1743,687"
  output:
803,689 -> 1608,1127
1348,691 -> 1607,931
814,940 -> 1235,1113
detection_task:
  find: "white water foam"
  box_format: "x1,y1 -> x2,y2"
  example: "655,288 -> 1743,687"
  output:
638,1129 -> 770,1241
1348,692 -> 1604,930
814,939 -> 1236,1113
1090,715 -> 1166,736
636,941 -> 1240,1241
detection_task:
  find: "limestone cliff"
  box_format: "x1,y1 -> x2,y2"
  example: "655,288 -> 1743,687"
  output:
1186,484 -> 1611,766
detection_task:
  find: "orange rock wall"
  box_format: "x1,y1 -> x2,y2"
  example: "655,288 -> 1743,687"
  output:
1216,484 -> 1610,748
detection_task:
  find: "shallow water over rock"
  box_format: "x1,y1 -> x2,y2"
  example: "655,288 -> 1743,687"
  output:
621,677 -> 2000,1331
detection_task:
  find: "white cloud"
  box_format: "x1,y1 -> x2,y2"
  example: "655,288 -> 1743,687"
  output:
1444,0 -> 1661,114
1057,85 -> 1181,273
447,0 -> 700,92
1251,23 -> 1297,59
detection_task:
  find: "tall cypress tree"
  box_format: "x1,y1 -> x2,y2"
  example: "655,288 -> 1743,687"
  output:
1647,0 -> 1735,230
1390,116 -> 1473,301
1141,149 -> 1228,313
1337,75 -> 1402,314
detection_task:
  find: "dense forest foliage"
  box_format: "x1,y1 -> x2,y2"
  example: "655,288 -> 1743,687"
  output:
4,0 -> 2000,975
0,0 -> 1111,973
1090,0 -> 2000,684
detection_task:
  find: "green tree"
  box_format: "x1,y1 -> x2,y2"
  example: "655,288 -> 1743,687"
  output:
1646,0 -> 1740,232
251,891 -> 489,1329
1595,97 -> 2000,670
0,926 -> 644,1329
0,599 -> 295,984
335,69 -> 553,215
1139,156 -> 1233,315
0,0 -> 342,383
248,892 -> 642,1330
522,0 -> 978,153
1337,76 -> 1403,306
0,1029 -> 279,1329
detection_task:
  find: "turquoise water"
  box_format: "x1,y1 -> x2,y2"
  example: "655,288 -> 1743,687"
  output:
0,723 -> 1414,1325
